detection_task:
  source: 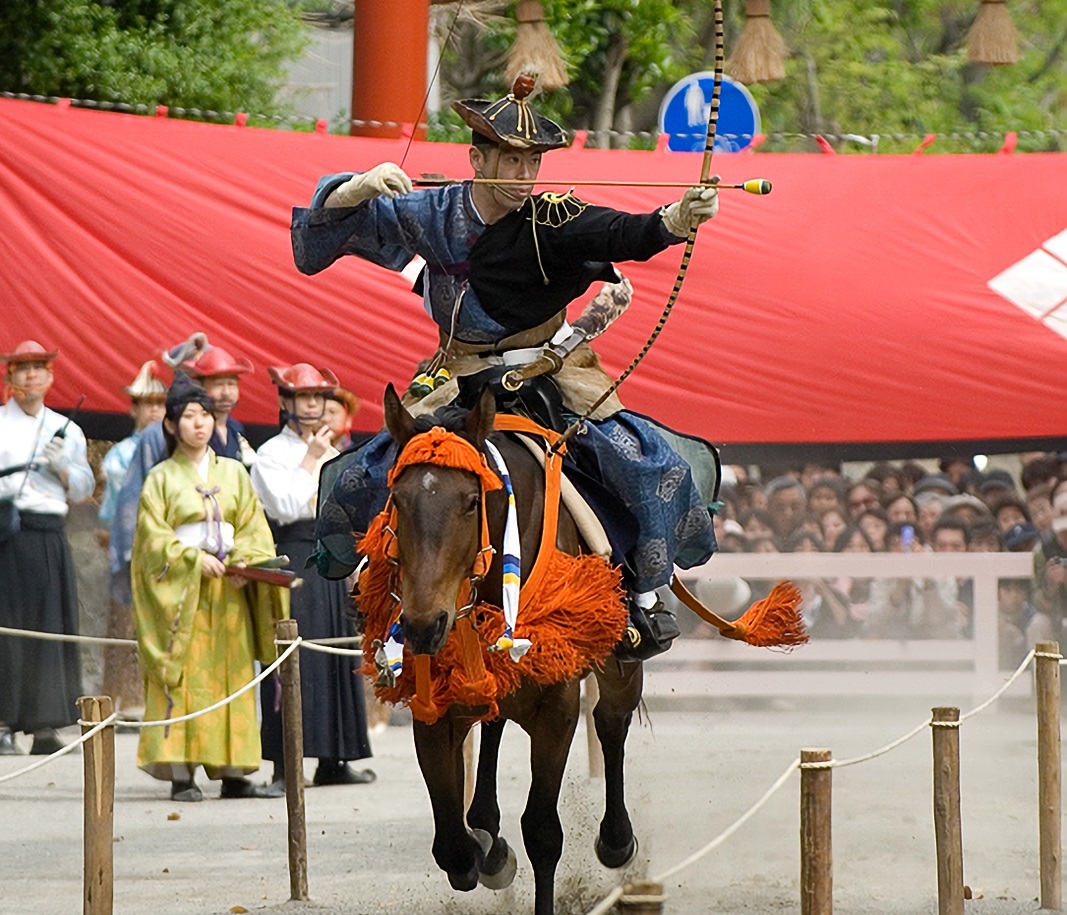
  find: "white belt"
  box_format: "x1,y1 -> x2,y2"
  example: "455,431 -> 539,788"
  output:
174,521 -> 234,555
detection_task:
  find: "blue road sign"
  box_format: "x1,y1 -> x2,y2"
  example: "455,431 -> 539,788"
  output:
658,72 -> 761,153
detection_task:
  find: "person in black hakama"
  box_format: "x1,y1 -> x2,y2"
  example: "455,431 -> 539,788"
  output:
0,341 -> 95,755
250,362 -> 374,790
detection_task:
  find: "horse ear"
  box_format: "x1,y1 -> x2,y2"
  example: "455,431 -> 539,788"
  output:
383,383 -> 415,447
466,386 -> 497,446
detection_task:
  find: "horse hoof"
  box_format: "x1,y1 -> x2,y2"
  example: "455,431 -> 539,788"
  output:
479,841 -> 518,890
596,833 -> 638,869
470,828 -> 493,857
447,866 -> 480,892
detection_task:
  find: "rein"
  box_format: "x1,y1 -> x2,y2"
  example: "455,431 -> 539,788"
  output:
380,414 -> 574,722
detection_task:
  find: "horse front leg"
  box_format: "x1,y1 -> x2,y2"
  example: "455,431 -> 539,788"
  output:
592,657 -> 643,868
465,718 -> 518,889
412,715 -> 485,891
521,681 -> 581,915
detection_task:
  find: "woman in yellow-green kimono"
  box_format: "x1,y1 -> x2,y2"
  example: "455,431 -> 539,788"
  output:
132,377 -> 287,801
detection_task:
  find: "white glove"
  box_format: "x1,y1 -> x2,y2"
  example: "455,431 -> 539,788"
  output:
333,163 -> 413,207
662,183 -> 720,237
42,438 -> 70,475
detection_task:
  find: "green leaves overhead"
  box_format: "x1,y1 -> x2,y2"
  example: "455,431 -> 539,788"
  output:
0,0 -> 307,118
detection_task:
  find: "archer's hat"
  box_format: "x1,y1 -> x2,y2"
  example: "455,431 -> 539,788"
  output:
123,361 -> 166,399
452,74 -> 568,152
268,363 -> 340,393
1,340 -> 58,365
182,346 -> 253,379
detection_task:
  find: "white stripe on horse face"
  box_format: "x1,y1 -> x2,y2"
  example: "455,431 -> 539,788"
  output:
420,469 -> 438,492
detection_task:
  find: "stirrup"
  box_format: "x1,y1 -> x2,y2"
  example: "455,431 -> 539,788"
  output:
614,597 -> 680,661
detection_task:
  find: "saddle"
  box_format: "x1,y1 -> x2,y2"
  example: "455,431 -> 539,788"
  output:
456,372 -> 680,661
455,370 -> 640,566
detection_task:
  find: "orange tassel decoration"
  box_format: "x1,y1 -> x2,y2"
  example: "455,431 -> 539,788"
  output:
387,426 -> 503,492
358,524 -> 626,723
723,580 -> 807,647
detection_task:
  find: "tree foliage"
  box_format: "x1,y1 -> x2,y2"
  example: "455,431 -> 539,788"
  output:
436,0 -> 1067,152
741,0 -> 1067,152
0,0 -> 308,118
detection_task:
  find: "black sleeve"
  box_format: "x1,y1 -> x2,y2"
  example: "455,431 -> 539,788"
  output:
549,203 -> 677,265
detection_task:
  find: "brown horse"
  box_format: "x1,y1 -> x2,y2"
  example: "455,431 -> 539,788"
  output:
379,383 -> 643,915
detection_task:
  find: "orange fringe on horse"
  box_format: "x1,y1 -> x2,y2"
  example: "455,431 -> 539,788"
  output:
357,509 -> 628,724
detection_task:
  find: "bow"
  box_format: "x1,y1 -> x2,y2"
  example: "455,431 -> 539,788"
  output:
550,0 -> 725,450
658,0 -> 724,331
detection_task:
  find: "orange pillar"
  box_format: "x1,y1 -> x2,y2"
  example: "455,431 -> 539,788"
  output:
351,0 -> 430,139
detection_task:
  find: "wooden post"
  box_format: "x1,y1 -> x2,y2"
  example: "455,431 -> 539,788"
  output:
277,618 -> 308,901
800,748 -> 832,915
1036,640 -> 1062,910
584,675 -> 604,779
79,695 -> 115,915
931,707 -> 964,915
617,879 -> 666,913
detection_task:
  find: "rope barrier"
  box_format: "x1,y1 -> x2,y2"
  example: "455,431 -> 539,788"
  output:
799,648 -> 1037,770
1,624 -> 362,652
584,646 -> 1045,913
3,91 -> 1063,149
291,642 -> 363,657
960,648 -> 1036,723
0,625 -> 136,646
0,640 -> 304,784
103,638 -> 302,730
1,614 -> 1051,909
275,636 -> 363,657
0,712 -> 118,784
651,758 -> 801,885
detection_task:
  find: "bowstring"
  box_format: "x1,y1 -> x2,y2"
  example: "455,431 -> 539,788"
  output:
399,0 -> 465,174
399,0 -> 467,368
550,0 -> 724,454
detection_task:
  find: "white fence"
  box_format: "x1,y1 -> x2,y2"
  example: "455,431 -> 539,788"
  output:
646,551 -> 1034,701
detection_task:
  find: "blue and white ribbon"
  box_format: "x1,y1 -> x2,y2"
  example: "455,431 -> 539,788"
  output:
483,440 -> 531,662
374,621 -> 405,687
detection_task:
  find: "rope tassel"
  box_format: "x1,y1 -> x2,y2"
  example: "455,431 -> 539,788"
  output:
505,0 -> 569,92
670,578 -> 807,648
966,0 -> 1020,65
724,581 -> 807,647
728,0 -> 788,84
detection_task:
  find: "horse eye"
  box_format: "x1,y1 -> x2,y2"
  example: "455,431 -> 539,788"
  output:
465,494 -> 480,515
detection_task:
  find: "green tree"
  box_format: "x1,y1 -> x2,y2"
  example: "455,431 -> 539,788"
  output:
740,0 -> 1067,152
0,0 -> 308,119
435,0 -> 1067,153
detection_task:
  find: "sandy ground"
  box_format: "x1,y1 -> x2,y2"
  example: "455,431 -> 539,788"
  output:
0,678 -> 1057,915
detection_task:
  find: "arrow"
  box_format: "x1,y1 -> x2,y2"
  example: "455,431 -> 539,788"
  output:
414,176 -> 772,195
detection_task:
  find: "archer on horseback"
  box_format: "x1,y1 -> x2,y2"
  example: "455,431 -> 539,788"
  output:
291,74 -> 721,660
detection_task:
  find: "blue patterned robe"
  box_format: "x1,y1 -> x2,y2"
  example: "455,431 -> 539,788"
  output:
292,176 -> 717,592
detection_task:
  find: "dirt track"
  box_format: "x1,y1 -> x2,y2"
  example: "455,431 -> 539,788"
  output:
0,685 -> 1054,915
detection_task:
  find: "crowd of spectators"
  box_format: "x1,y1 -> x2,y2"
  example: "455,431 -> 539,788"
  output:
706,454 -> 1067,661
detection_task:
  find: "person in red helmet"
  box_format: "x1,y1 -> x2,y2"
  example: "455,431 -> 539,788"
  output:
0,341 -> 94,755
181,346 -> 256,466
250,364 -> 374,791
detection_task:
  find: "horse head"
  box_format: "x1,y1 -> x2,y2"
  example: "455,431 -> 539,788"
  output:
383,383 -> 498,656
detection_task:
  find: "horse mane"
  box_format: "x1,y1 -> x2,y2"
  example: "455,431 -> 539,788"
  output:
412,403 -> 474,438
